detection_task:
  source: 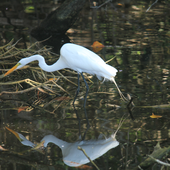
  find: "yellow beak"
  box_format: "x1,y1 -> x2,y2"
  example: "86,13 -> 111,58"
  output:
4,63 -> 20,76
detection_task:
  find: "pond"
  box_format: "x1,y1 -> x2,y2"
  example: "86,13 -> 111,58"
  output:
0,0 -> 170,169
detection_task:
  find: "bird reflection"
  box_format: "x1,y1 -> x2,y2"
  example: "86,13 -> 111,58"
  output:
41,134 -> 119,167
6,126 -> 121,167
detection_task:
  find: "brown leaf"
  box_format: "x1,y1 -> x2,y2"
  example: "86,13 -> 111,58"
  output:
91,41 -> 105,53
18,106 -> 29,113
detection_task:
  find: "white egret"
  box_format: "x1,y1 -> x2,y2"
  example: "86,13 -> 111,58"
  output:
4,43 -> 127,105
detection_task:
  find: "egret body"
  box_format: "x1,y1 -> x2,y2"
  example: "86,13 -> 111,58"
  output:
4,43 -> 127,103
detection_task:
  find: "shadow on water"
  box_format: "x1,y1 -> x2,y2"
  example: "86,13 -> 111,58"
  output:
1,0 -> 170,169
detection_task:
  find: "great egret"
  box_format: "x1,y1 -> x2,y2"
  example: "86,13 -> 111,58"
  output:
4,43 -> 127,105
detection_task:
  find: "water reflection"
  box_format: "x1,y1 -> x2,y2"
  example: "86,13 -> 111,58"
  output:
42,134 -> 119,167
6,126 -> 120,168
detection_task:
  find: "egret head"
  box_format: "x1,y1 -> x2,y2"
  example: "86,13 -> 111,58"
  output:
4,58 -> 27,77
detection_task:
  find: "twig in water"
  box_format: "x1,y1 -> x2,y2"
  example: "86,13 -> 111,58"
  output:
138,165 -> 144,170
50,79 -> 70,95
0,38 -> 14,50
77,146 -> 100,170
0,86 -> 39,96
105,56 -> 116,64
148,155 -> 170,166
146,0 -> 158,12
90,0 -> 111,9
11,38 -> 22,47
57,70 -> 77,86
127,97 -> 135,120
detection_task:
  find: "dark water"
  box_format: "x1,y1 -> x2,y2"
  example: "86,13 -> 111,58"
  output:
1,0 -> 170,169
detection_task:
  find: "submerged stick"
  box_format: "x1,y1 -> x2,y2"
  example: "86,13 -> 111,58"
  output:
127,97 -> 135,120
146,0 -> 158,12
77,146 -> 100,170
148,155 -> 170,167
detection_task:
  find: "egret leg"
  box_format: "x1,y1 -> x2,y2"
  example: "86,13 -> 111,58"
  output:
73,73 -> 80,106
81,73 -> 90,129
73,73 -> 90,136
80,73 -> 89,108
82,106 -> 90,137
73,105 -> 82,138
73,73 -> 82,136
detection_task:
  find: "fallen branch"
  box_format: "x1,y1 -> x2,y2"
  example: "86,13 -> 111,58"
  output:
148,155 -> 170,167
77,146 -> 100,170
146,0 -> 158,12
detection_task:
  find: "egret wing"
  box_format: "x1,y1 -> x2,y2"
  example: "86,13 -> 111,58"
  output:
61,43 -> 107,73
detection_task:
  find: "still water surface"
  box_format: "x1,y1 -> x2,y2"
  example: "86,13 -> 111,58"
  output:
0,0 -> 170,169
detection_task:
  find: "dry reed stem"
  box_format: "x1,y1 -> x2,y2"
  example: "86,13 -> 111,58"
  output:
57,70 -> 78,86
0,77 -> 70,96
50,80 -> 70,95
0,86 -> 39,96
0,38 -> 14,50
105,56 -> 116,63
0,46 -> 17,58
52,99 -> 68,113
1,51 -> 23,59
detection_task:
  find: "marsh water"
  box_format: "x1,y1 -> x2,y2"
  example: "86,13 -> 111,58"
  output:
0,0 -> 170,169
